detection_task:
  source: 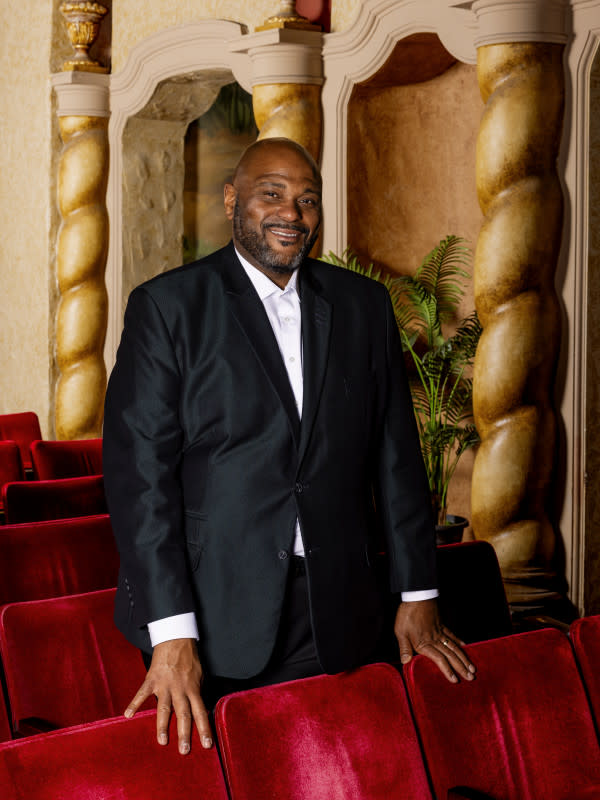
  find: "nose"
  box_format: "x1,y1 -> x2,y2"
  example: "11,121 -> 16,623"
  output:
276,197 -> 302,221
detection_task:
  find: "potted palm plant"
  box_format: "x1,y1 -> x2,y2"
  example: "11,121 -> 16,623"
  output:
321,235 -> 481,543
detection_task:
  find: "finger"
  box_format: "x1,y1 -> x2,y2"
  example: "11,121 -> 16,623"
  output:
417,642 -> 459,683
397,633 -> 416,666
439,630 -> 476,676
124,680 -> 154,719
172,694 -> 194,755
156,692 -> 173,746
190,694 -> 213,749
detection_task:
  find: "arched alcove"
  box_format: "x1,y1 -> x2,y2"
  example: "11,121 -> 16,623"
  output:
323,18 -> 482,528
120,69 -> 236,305
106,20 -> 252,366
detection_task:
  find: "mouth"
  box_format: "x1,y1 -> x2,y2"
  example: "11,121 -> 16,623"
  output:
264,225 -> 307,246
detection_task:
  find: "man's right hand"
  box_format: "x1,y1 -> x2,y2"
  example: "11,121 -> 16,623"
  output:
124,637 -> 213,755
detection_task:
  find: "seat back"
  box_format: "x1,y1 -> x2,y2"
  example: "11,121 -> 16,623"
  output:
0,710 -> 229,799
404,628 -> 600,800
0,443 -> 24,509
571,615 -> 600,727
436,540 -> 513,643
215,662 -> 432,800
30,438 -> 103,480
2,475 -> 107,523
0,588 -> 149,735
0,412 -> 42,472
0,515 -> 118,605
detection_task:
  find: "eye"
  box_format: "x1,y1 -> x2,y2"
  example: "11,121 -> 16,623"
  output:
300,197 -> 319,207
263,191 -> 279,199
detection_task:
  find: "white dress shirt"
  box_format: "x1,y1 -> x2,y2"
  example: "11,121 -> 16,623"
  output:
147,250 -> 436,647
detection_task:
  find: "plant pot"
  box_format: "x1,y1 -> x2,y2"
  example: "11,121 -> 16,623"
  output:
435,514 -> 468,546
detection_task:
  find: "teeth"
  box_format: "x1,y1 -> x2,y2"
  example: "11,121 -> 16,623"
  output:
270,229 -> 299,239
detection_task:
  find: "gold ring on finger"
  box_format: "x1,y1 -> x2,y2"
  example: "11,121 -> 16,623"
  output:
442,638 -> 450,647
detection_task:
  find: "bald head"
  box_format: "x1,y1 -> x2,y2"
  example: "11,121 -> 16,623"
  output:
231,138 -> 322,189
223,137 -> 322,286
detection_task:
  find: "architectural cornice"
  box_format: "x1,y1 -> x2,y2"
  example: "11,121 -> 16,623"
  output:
228,28 -> 323,86
51,71 -> 110,117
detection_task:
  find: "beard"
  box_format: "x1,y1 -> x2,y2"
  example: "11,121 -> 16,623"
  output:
233,202 -> 319,274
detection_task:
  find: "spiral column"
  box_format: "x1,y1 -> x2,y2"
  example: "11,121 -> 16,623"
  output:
228,8 -> 323,164
52,3 -> 110,439
471,41 -> 565,604
55,112 -> 109,439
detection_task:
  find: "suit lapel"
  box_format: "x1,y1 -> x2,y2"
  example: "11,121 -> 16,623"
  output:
298,265 -> 332,465
222,245 -> 302,446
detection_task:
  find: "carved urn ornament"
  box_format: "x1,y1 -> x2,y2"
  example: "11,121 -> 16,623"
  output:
60,1 -> 108,73
257,0 -> 321,31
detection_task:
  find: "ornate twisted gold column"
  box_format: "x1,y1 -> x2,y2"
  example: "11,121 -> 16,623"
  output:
229,5 -> 323,163
471,42 -> 565,604
55,114 -> 109,439
253,83 -> 322,161
52,3 -> 109,439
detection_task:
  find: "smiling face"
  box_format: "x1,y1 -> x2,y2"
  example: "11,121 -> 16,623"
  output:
224,139 -> 322,286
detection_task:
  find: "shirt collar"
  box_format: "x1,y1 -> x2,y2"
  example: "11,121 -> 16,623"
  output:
235,246 -> 299,301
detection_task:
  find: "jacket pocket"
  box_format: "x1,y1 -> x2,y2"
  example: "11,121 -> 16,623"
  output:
184,511 -> 207,572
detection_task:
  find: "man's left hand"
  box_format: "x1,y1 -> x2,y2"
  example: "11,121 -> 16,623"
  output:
394,598 -> 476,683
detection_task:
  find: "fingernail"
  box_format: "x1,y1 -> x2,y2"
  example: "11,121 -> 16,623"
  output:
158,733 -> 168,745
469,664 -> 476,673
202,736 -> 213,749
124,709 -> 133,719
450,674 -> 458,683
180,742 -> 190,755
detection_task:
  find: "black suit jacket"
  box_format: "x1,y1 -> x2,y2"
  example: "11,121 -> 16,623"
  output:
103,242 -> 436,679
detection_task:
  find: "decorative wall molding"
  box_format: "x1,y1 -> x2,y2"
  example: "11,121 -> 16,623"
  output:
560,11 -> 600,612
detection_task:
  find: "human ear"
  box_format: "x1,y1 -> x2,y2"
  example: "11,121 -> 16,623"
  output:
223,183 -> 236,221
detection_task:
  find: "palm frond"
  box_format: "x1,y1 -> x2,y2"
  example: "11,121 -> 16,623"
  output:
414,235 -> 472,325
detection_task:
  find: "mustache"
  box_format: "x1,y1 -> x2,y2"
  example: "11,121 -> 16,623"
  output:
262,222 -> 309,235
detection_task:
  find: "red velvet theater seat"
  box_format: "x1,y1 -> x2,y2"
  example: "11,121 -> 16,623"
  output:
0,443 -> 24,516
30,437 -> 103,480
0,588 -> 150,737
0,515 -> 118,605
2,474 -> 107,524
404,628 -> 600,800
571,615 -> 600,726
0,692 -> 11,744
0,412 -> 41,473
0,710 -> 229,800
215,662 -> 433,800
436,540 -> 513,643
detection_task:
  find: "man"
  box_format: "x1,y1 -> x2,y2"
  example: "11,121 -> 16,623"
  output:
103,137 -> 474,756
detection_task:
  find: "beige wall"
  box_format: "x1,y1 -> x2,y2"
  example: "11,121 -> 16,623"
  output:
0,1 -> 54,436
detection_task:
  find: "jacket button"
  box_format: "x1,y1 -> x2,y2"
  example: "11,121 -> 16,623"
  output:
295,482 -> 303,494
278,550 -> 288,560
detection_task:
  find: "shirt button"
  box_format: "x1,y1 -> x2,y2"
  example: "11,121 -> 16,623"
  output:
278,550 -> 288,560
289,356 -> 296,363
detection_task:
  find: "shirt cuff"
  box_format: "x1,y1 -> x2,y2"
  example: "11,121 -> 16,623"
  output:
147,613 -> 200,647
400,589 -> 439,602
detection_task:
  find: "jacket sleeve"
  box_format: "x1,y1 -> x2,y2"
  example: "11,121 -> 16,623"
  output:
374,289 -> 438,594
103,286 -> 197,629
